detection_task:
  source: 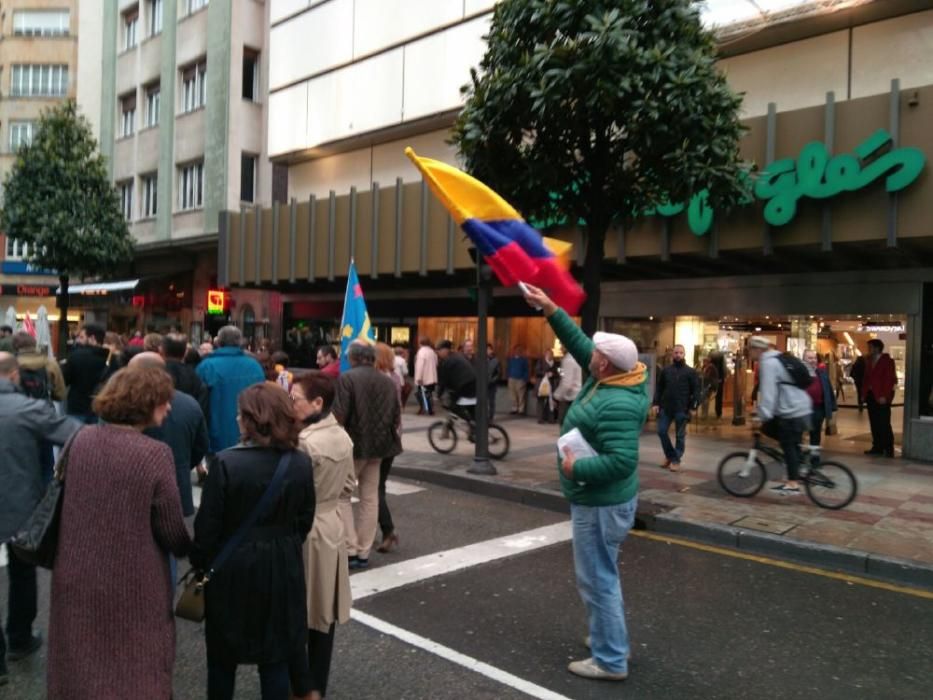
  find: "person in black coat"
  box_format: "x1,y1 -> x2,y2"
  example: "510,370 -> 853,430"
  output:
652,345 -> 700,471
435,340 -> 476,420
161,333 -> 211,420
62,323 -> 112,423
191,384 -> 315,700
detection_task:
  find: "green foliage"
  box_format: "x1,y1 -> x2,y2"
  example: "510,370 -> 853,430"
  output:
1,101 -> 134,278
452,0 -> 748,329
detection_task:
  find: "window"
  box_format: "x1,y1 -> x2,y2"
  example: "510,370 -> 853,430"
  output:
181,60 -> 206,113
9,122 -> 36,151
13,10 -> 69,36
119,181 -> 134,221
145,84 -> 160,127
240,153 -> 257,203
179,161 -> 204,210
147,0 -> 163,36
10,65 -> 68,97
242,49 -> 259,102
5,239 -> 30,261
141,173 -> 158,218
187,0 -> 209,14
120,93 -> 136,137
123,8 -> 139,50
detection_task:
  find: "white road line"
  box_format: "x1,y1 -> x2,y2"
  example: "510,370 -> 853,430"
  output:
386,479 -> 426,496
351,609 -> 574,700
0,546 -> 6,568
351,521 -> 572,601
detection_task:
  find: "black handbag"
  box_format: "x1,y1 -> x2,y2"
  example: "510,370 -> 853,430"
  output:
175,450 -> 293,622
10,428 -> 83,569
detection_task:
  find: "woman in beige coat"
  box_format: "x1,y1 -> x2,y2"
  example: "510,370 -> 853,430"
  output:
291,372 -> 354,700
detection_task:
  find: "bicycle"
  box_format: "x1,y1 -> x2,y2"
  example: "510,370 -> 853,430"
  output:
717,431 -> 857,509
427,409 -> 511,460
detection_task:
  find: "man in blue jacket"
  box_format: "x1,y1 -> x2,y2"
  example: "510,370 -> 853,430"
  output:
196,326 -> 264,461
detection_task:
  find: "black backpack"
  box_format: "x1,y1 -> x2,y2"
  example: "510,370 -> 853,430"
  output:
776,353 -> 812,390
20,365 -> 52,402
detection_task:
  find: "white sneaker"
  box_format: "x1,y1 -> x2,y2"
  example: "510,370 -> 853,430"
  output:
568,657 -> 628,681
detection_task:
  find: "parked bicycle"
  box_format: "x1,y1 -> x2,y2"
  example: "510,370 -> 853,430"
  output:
427,409 -> 511,460
717,431 -> 857,509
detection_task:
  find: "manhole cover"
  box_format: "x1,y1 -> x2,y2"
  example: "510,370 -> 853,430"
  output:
731,515 -> 797,535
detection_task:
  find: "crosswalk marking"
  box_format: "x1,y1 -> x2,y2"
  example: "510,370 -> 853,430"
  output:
352,609 -> 575,700
191,478 -> 424,510
351,521 -> 572,601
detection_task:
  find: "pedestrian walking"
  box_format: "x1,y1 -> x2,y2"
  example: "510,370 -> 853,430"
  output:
62,323 -> 112,424
803,349 -> 837,463
47,365 -> 191,699
520,285 -> 648,682
191,384 -> 315,700
393,346 -> 412,408
196,325 -> 265,467
375,343 -> 403,554
850,354 -> 866,412
710,350 -> 726,418
161,332 -> 210,418
317,345 -> 341,379
414,337 -> 438,415
333,342 -> 401,570
535,349 -> 560,423
700,357 -> 720,421
487,343 -> 501,418
291,372 -> 354,700
652,344 -> 700,472
0,353 -> 79,685
553,345 -> 582,426
862,339 -> 897,457
507,345 -> 530,415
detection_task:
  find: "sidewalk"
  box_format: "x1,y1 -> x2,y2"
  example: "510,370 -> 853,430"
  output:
393,410 -> 933,588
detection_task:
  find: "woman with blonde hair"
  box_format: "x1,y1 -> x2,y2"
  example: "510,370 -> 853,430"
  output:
373,342 -> 402,553
291,372 -> 354,699
47,366 -> 191,698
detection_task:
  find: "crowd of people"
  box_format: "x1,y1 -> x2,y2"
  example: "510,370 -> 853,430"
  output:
0,323 -> 406,698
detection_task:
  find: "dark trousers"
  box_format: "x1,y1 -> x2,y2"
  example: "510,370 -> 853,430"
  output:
1,544 -> 38,660
378,456 -> 395,538
854,381 -> 864,411
537,396 -> 555,423
809,406 -> 826,448
657,409 -> 688,463
488,383 -> 497,419
417,384 -> 436,415
307,624 -> 336,696
714,384 -> 724,418
557,399 -> 573,426
762,417 -> 806,481
867,393 -> 894,453
38,440 -> 55,485
207,660 -> 292,700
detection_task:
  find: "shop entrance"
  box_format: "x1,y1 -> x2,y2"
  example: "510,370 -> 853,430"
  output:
605,313 -> 908,456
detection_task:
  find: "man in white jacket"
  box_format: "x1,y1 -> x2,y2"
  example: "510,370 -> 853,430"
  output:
553,345 -> 582,426
414,337 -> 438,415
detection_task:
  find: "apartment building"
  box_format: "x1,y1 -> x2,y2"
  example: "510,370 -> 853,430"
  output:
0,1 -> 79,328
80,0 -> 278,337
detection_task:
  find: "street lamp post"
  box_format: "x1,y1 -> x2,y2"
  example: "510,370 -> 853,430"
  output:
468,252 -> 496,475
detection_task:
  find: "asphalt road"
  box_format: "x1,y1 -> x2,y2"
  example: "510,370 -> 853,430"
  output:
2,479 -> 932,699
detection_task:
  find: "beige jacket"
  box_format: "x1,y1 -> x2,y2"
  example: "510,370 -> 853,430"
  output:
414,345 -> 438,386
17,350 -> 66,401
298,413 -> 354,632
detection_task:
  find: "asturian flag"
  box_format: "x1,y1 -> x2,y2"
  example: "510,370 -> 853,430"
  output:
339,261 -> 375,372
405,148 -> 585,314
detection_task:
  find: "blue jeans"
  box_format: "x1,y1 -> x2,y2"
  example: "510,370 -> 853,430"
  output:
571,496 -> 637,674
657,409 -> 688,463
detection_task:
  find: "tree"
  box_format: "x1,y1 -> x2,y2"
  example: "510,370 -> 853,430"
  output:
1,101 -> 134,356
452,0 -> 748,334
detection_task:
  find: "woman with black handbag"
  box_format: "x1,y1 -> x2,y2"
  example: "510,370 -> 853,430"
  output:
191,383 -> 315,700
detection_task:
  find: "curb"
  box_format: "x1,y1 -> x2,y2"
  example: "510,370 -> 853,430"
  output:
392,464 -> 933,590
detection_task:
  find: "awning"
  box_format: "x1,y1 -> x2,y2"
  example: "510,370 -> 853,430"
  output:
57,279 -> 140,295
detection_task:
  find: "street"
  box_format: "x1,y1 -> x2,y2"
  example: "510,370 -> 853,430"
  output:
3,476 -> 933,699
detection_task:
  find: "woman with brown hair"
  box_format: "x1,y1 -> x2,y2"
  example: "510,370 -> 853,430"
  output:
291,372 -> 354,700
47,366 -> 191,699
191,383 -> 315,700
373,342 -> 402,553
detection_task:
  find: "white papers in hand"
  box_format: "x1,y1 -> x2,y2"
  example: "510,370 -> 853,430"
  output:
557,428 -> 597,459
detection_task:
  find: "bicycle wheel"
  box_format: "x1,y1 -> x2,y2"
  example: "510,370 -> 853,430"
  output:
805,461 -> 857,510
487,424 -> 511,460
427,421 -> 458,454
717,451 -> 767,497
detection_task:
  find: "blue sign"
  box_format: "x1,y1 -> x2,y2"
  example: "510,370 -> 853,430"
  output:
1,261 -> 56,276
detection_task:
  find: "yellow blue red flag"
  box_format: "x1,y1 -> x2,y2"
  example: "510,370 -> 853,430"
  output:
339,261 -> 375,371
405,148 -> 585,314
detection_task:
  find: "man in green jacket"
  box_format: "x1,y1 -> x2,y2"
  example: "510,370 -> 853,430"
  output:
523,284 -> 648,682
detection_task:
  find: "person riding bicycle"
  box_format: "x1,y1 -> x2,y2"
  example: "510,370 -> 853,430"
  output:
748,336 -> 813,496
435,340 -> 477,422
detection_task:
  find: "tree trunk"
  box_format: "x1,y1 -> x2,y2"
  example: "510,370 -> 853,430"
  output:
580,215 -> 609,336
57,274 -> 69,359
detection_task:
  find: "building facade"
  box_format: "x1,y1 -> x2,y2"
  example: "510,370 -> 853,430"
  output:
77,0 -> 279,340
0,0 -> 80,337
247,0 -> 933,458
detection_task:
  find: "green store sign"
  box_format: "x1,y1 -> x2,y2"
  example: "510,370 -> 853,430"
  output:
646,129 -> 926,236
